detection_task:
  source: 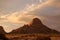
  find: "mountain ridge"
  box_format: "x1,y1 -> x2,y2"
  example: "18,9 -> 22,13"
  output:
10,18 -> 60,34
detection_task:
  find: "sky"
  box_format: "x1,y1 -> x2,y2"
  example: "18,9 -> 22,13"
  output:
0,0 -> 60,33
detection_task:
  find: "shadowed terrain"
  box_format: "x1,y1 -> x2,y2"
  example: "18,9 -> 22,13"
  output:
10,18 -> 60,34
0,18 -> 60,40
0,26 -> 8,40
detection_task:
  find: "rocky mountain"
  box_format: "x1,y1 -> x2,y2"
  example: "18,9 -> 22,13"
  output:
10,18 -> 60,34
0,26 -> 6,34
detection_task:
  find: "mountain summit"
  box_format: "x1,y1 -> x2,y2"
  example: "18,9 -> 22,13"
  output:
29,18 -> 42,26
10,18 -> 60,34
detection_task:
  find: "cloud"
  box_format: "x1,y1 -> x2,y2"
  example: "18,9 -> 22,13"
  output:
0,0 -> 42,15
6,3 -> 46,23
0,0 -> 47,24
40,0 -> 48,3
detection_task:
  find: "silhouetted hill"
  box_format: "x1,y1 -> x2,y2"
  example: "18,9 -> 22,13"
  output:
0,26 -> 6,34
0,26 -> 8,40
10,18 -> 60,34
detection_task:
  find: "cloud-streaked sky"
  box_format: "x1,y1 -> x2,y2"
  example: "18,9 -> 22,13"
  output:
0,0 -> 60,32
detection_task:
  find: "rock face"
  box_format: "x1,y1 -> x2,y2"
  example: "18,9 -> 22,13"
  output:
10,18 -> 60,34
0,26 -> 8,40
0,26 -> 6,34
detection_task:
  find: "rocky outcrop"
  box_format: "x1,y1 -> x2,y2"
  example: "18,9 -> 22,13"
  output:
0,26 -> 8,40
10,18 -> 60,34
0,26 -> 6,34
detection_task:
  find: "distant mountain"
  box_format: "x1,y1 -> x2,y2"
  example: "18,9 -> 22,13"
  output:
0,26 -> 6,34
10,18 -> 60,34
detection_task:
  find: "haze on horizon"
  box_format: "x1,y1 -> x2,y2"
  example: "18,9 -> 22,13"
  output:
0,0 -> 60,33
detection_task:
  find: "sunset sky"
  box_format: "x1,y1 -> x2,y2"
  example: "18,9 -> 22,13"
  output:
0,0 -> 60,32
